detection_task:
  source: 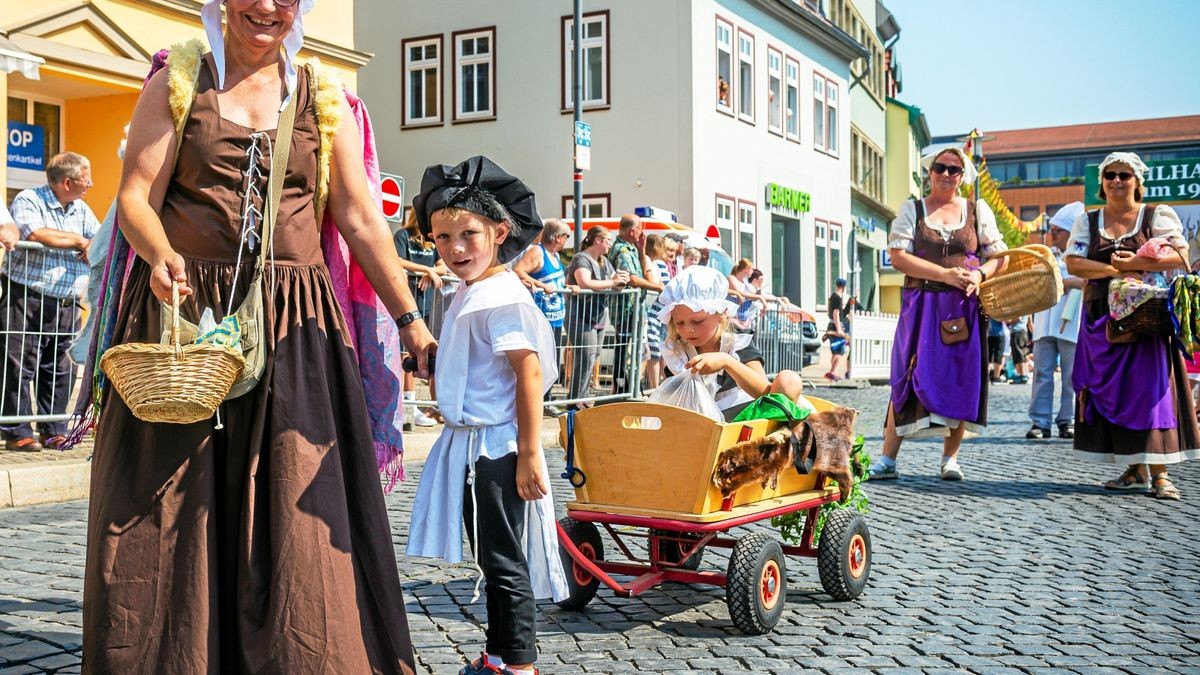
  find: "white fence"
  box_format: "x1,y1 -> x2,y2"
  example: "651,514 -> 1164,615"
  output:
849,311 -> 899,380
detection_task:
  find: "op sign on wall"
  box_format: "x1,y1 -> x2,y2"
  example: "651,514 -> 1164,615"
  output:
7,121 -> 45,170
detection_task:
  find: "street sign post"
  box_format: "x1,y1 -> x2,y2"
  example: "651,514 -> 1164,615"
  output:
574,120 -> 591,172
380,173 -> 404,222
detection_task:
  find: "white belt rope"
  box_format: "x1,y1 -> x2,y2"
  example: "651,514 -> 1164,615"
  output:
447,422 -> 486,602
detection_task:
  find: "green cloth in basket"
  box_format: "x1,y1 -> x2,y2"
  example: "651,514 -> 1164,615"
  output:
731,393 -> 812,424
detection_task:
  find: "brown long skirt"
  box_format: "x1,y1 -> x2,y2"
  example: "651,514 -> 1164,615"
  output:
83,257 -> 415,674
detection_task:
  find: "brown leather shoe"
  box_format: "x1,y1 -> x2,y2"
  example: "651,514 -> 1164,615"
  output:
5,437 -> 44,452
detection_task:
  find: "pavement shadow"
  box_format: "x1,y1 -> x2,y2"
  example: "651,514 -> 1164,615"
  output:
0,595 -> 83,658
866,475 -> 1109,500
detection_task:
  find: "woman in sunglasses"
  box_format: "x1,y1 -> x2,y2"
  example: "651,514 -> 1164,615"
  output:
84,0 -> 427,671
869,147 -> 1007,482
1063,151 -> 1197,500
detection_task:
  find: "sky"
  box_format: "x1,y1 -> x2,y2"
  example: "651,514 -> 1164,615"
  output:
883,0 -> 1200,137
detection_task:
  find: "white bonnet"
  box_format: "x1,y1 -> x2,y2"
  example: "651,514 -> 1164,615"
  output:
1098,152 -> 1149,184
656,265 -> 738,326
921,147 -> 978,184
1048,201 -> 1085,231
201,0 -> 315,112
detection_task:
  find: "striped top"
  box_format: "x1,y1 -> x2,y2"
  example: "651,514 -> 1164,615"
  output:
4,185 -> 101,299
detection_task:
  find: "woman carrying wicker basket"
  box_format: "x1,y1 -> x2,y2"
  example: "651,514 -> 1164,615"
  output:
869,148 -> 1007,482
82,1 -> 433,672
1063,151 -> 1199,501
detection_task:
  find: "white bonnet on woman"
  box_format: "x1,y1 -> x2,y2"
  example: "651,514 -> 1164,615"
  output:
920,147 -> 978,184
201,0 -> 316,112
1098,151 -> 1149,185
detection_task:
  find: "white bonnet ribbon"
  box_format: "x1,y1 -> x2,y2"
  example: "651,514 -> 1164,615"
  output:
201,0 -> 315,112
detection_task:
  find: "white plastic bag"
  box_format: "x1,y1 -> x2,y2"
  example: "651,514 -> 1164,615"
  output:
649,371 -> 723,422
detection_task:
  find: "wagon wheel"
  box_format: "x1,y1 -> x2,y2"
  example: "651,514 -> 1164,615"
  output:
649,528 -> 705,570
556,517 -> 604,610
817,510 -> 872,601
725,532 -> 787,635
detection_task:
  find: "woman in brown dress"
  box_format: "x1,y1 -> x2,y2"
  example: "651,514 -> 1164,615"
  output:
83,1 -> 434,672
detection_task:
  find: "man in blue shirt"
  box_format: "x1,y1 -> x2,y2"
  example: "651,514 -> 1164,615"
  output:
1,152 -> 100,451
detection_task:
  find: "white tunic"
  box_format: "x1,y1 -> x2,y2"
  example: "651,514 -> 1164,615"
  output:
406,271 -> 568,602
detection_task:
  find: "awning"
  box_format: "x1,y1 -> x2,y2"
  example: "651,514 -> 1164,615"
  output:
0,34 -> 43,80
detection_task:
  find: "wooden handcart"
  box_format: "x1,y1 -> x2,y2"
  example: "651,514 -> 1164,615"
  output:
555,398 -> 871,635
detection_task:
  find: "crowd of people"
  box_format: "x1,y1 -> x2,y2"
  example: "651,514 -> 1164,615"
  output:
0,3 -> 1193,673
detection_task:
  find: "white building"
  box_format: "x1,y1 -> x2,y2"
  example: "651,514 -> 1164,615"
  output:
357,0 -> 866,312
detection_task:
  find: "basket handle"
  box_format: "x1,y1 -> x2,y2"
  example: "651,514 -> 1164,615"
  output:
170,281 -> 183,357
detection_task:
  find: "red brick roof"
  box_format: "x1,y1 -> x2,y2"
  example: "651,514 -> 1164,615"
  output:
985,115 -> 1200,156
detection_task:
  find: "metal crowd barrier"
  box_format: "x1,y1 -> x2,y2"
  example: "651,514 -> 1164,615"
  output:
0,242 -> 86,431
749,303 -> 819,375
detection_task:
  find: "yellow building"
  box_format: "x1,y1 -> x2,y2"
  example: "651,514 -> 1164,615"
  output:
879,96 -> 930,314
2,1 -> 369,217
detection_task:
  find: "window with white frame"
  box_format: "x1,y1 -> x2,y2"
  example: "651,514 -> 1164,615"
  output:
562,194 -> 610,218
738,201 -> 756,264
813,74 -> 825,150
404,37 -> 441,125
785,57 -> 800,141
737,30 -> 754,122
766,48 -> 782,135
815,220 -> 828,303
563,12 -> 608,109
826,81 -> 839,154
715,18 -> 733,113
716,197 -> 736,256
454,29 -> 495,120
829,223 -> 842,293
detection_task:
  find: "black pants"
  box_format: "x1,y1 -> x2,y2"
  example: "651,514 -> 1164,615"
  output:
0,278 -> 79,439
463,453 -> 537,665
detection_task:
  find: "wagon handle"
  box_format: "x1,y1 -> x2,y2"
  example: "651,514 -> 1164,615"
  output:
561,409 -> 587,488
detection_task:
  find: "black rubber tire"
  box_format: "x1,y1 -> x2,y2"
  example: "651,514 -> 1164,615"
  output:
725,532 -> 787,635
817,510 -> 872,601
556,517 -> 603,610
649,528 -> 705,570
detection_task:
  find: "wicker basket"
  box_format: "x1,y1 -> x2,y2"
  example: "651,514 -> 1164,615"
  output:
978,244 -> 1064,321
100,284 -> 246,424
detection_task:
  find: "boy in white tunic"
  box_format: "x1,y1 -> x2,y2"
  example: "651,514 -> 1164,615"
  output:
406,156 -> 567,675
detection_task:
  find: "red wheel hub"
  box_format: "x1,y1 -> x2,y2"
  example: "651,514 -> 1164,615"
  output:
760,560 -> 781,609
573,542 -> 596,586
848,534 -> 867,579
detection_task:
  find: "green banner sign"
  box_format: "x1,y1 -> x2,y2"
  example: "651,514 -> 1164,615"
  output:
766,182 -> 811,214
1084,157 -> 1200,206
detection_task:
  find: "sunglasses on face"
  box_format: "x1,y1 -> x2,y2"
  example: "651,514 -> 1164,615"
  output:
930,162 -> 964,177
1103,171 -> 1134,182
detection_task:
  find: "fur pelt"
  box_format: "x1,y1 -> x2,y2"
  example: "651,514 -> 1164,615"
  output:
712,406 -> 859,502
712,428 -> 796,497
792,407 -> 858,503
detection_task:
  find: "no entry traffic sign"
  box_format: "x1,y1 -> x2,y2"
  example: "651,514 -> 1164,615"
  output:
380,173 -> 404,222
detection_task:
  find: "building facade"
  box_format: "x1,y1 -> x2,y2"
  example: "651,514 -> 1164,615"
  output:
822,0 -> 897,313
357,0 -> 867,313
2,0 -> 370,216
878,96 -> 929,314
981,115 -> 1200,228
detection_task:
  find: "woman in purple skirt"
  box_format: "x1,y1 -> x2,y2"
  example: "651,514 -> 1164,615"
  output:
1064,151 -> 1199,500
869,148 -> 1007,481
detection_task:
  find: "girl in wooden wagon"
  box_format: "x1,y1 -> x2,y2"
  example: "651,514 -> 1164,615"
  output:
658,264 -> 813,421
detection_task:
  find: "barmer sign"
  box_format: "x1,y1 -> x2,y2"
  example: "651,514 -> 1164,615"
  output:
1084,157 -> 1200,206
765,183 -> 811,214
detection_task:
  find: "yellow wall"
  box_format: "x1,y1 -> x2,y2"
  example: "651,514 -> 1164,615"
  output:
885,102 -> 921,212
66,93 -> 139,216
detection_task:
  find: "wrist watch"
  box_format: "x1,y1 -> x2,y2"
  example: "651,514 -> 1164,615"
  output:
394,310 -> 422,328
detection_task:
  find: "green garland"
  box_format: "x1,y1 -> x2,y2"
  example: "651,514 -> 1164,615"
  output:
771,435 -> 870,545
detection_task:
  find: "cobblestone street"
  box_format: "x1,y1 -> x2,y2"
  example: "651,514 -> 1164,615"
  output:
1,383 -> 1199,674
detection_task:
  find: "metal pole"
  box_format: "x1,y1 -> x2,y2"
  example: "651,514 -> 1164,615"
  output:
572,0 -> 583,246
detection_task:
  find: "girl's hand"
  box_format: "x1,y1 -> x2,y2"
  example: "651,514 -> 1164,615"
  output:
686,352 -> 733,375
150,250 -> 192,302
419,266 -> 443,291
516,449 -> 548,501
